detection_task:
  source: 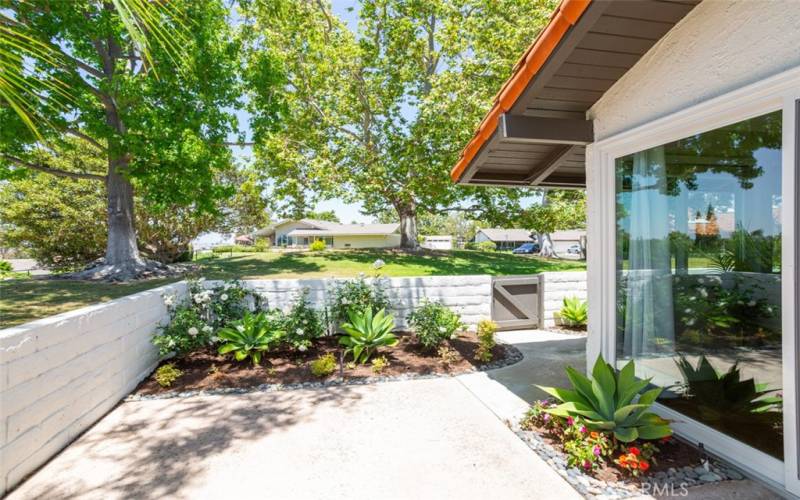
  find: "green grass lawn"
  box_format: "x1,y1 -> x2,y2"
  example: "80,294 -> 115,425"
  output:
0,249 -> 584,328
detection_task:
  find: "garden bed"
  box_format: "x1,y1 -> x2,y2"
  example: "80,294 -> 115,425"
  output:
134,330 -> 518,397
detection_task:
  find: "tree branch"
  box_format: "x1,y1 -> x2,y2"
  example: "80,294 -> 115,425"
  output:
64,128 -> 107,152
0,153 -> 106,181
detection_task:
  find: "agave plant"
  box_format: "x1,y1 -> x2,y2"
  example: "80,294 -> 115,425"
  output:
538,355 -> 672,442
674,355 -> 782,416
217,311 -> 284,366
339,308 -> 398,364
559,296 -> 588,327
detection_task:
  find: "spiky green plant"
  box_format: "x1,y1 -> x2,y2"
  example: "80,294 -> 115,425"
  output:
339,308 -> 398,364
217,311 -> 284,366
559,296 -> 588,327
538,355 -> 672,442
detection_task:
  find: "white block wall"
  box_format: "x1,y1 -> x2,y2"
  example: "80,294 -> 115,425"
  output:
0,282 -> 186,495
230,275 -> 493,330
539,272 -> 587,328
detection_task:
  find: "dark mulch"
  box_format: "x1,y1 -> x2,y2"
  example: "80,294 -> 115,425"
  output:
135,331 -> 510,396
526,421 -> 706,483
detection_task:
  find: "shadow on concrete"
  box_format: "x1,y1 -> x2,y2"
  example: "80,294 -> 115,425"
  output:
14,386 -> 364,500
486,334 -> 587,405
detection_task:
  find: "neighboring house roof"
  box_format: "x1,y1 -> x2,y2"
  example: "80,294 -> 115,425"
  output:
450,0 -> 701,187
477,228 -> 534,242
260,221 -> 401,238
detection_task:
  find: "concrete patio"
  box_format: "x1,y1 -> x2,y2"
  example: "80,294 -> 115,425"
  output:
6,330 -> 780,499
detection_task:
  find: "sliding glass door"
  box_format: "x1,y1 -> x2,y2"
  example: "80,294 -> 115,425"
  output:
614,111 -> 784,459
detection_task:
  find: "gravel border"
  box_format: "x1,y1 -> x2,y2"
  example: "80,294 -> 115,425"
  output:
514,427 -> 746,499
126,342 -> 524,402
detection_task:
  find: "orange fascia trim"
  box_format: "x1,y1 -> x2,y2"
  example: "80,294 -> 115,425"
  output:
450,0 -> 591,182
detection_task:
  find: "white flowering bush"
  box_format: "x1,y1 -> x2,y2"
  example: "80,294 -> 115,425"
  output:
280,288 -> 325,351
327,272 -> 391,325
407,299 -> 464,350
153,279 -> 260,357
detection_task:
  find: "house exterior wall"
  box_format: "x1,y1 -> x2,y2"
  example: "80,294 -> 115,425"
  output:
588,0 -> 800,141
331,234 -> 400,249
0,282 -> 186,495
474,231 -> 490,243
273,221 -> 316,245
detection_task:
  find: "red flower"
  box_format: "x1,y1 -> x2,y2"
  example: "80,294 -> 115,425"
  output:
639,460 -> 650,472
628,460 -> 639,469
628,446 -> 641,456
660,436 -> 671,443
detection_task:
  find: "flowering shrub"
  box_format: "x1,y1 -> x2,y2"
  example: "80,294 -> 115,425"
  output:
153,279 -> 259,357
327,273 -> 391,325
407,299 -> 464,350
281,288 -> 325,351
521,399 -> 664,475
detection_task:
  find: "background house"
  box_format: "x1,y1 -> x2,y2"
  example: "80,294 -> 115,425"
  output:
549,229 -> 585,254
254,219 -> 401,249
421,235 -> 453,250
474,228 -> 534,250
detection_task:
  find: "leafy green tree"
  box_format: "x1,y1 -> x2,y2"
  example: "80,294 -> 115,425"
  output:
304,210 -> 341,223
217,165 -> 272,234
0,143 -> 219,268
0,1 -> 266,279
518,190 -> 586,257
243,0 -> 554,249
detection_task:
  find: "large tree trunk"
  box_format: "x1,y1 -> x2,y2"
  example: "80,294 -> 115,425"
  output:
397,202 -> 419,250
539,232 -> 558,258
106,157 -> 143,267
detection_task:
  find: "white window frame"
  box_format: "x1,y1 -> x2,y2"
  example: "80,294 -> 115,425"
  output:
586,66 -> 800,494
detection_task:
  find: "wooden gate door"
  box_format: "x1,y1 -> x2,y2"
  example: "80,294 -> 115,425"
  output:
491,275 -> 541,330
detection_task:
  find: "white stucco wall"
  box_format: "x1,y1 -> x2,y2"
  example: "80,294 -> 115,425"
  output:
0,282 -> 187,495
588,0 -> 800,141
332,234 -> 401,249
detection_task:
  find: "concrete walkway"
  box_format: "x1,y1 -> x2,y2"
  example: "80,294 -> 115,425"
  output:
8,332 -> 583,500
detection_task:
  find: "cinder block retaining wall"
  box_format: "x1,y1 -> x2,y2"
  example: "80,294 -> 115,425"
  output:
0,272 -> 585,495
539,272 -> 588,328
231,275 -> 493,329
0,282 -> 187,495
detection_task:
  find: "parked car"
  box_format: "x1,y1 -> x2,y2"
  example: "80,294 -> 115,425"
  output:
566,244 -> 582,255
512,243 -> 540,254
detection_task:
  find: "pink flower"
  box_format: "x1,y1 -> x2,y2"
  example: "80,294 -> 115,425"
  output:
579,425 -> 587,434
542,414 -> 551,423
582,459 -> 591,470
566,416 -> 574,426
593,445 -> 601,456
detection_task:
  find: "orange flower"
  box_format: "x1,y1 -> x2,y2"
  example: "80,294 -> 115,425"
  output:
629,460 -> 639,469
590,431 -> 600,439
639,460 -> 650,472
628,446 -> 641,456
627,453 -> 638,463
618,455 -> 628,465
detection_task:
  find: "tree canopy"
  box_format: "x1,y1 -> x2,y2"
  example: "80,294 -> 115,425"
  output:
242,0 -> 556,248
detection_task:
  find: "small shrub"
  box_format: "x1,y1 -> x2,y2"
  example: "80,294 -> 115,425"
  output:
339,308 -> 398,363
559,296 -> 588,327
254,240 -> 269,252
310,353 -> 337,377
407,300 -> 464,350
437,345 -> 460,365
309,239 -> 326,251
327,274 -> 391,325
476,240 -> 496,252
371,355 -> 390,374
212,244 -> 258,253
217,311 -> 284,365
282,288 -> 325,351
345,361 -> 357,370
153,307 -> 210,357
475,319 -> 497,363
155,363 -> 182,387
